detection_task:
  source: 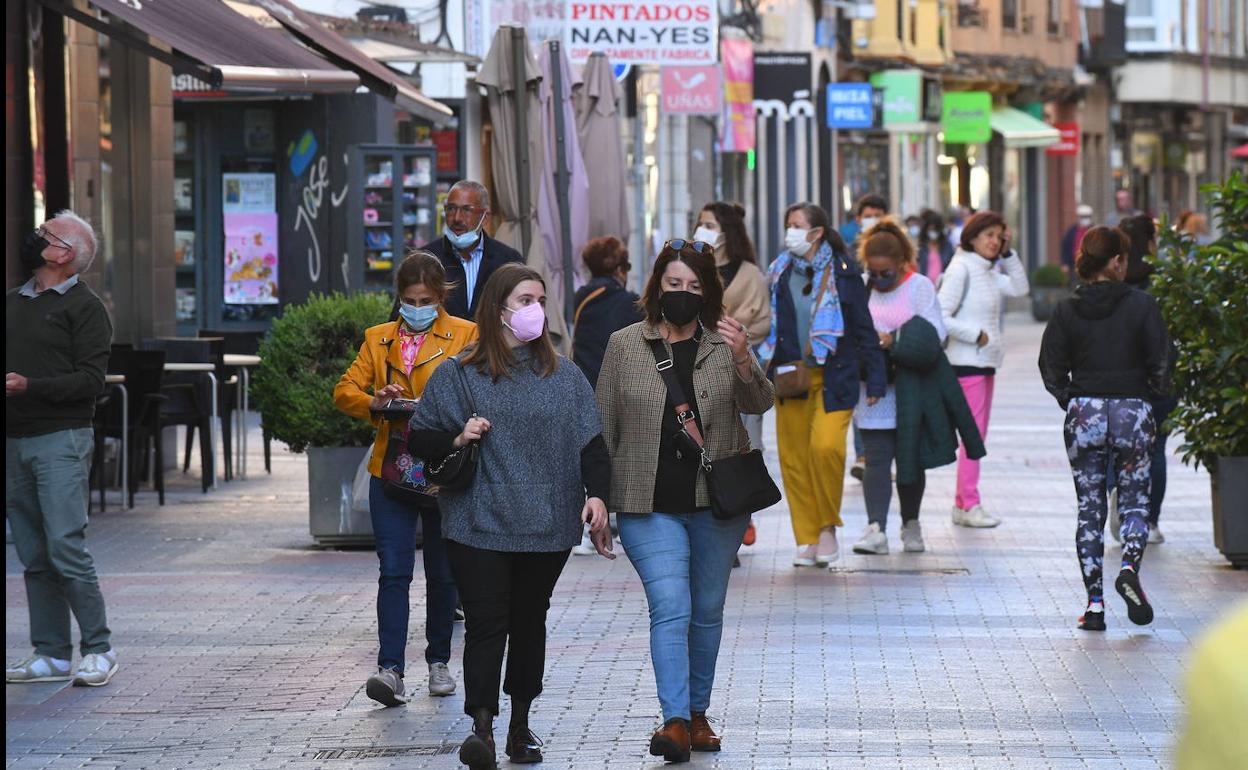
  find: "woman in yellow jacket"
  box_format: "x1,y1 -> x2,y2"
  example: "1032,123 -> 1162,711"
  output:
333,251 -> 478,708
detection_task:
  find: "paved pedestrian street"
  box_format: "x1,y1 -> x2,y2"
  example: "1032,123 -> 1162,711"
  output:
7,314 -> 1245,770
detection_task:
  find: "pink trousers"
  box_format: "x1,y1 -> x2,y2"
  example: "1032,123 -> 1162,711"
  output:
955,374 -> 995,510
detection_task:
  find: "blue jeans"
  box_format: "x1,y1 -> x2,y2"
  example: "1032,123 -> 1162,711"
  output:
618,509 -> 750,722
369,476 -> 457,673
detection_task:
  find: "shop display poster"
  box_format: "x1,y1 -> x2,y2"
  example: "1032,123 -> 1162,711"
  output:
224,212 -> 279,305
223,173 -> 276,214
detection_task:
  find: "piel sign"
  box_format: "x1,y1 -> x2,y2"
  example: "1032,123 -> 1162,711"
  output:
1046,122 -> 1080,156
660,65 -> 722,115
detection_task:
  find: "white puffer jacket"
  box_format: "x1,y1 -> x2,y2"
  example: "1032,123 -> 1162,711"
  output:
937,249 -> 1030,370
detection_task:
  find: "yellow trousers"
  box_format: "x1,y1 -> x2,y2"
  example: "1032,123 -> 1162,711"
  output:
775,368 -> 852,545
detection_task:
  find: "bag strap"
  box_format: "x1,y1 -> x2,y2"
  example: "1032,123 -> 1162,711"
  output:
573,286 -> 608,328
646,337 -> 706,450
801,258 -> 837,358
449,357 -> 478,418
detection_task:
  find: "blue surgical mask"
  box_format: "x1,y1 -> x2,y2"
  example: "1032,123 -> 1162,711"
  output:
399,303 -> 439,332
445,213 -> 485,250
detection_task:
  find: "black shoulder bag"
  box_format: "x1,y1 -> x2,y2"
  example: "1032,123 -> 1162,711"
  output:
422,358 -> 480,492
647,339 -> 781,520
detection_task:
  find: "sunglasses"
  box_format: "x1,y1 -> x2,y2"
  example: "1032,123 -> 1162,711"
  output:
799,264 -> 815,296
664,238 -> 713,254
868,269 -> 899,281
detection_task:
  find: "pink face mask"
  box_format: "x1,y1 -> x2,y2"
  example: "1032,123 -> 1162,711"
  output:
503,303 -> 545,342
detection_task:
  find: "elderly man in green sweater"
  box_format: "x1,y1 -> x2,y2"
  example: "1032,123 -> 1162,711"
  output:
5,209 -> 117,687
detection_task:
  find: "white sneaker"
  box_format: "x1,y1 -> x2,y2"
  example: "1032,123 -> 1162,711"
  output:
571,529 -> 596,556
1109,488 -> 1121,543
366,666 -> 406,706
900,520 -> 926,553
952,504 -> 1000,528
428,662 -> 456,697
1148,525 -> 1165,544
6,653 -> 72,683
815,527 -> 839,565
851,523 -> 889,555
71,650 -> 118,687
793,544 -> 818,567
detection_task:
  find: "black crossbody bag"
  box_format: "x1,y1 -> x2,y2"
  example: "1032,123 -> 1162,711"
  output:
420,358 -> 480,492
647,339 -> 781,520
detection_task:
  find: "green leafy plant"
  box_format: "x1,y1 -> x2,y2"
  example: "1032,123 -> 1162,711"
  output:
252,292 -> 392,453
1150,170 -> 1248,470
1031,263 -> 1068,288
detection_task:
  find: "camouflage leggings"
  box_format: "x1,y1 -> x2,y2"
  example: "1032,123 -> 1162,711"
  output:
1064,397 -> 1155,603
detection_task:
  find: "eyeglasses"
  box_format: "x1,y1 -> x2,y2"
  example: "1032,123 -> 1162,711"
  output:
36,226 -> 73,252
443,204 -> 484,217
664,238 -> 713,254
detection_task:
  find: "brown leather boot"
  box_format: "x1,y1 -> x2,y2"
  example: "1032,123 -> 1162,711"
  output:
649,718 -> 691,763
689,711 -> 721,752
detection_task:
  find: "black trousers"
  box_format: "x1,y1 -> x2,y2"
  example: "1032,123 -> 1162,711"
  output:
445,540 -> 570,717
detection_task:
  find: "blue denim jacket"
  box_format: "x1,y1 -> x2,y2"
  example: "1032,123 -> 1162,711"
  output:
771,254 -> 886,412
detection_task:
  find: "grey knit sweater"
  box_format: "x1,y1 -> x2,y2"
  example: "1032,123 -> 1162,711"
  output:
409,350 -> 602,552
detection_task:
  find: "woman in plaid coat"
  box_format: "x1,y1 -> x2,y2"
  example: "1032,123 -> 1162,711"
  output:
596,239 -> 774,763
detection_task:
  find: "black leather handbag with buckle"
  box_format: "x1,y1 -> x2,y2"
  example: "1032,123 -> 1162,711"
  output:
420,358 -> 480,492
647,338 -> 781,520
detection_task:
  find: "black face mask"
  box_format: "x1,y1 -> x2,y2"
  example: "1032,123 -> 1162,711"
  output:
659,290 -> 704,327
869,270 -> 900,291
21,231 -> 49,271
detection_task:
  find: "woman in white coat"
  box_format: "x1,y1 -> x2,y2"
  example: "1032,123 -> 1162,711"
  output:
937,211 -> 1029,528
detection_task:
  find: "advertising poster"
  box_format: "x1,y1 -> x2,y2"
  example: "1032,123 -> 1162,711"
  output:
719,37 -> 754,152
660,65 -> 721,115
222,173 -> 278,305
224,213 -> 279,305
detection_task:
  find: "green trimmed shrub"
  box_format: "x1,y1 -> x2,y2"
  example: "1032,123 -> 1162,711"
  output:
252,292 -> 392,453
1150,170 -> 1248,470
1031,263 -> 1068,288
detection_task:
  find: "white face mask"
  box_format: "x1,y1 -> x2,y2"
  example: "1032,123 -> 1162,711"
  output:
784,227 -> 813,257
860,216 -> 880,231
692,226 -> 723,249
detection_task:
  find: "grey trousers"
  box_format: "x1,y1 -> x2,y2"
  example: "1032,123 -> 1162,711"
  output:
860,428 -> 925,532
6,428 -> 112,659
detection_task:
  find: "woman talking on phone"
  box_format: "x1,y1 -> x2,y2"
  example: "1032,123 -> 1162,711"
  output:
408,263 -> 613,770
333,251 -> 478,707
937,211 -> 1029,529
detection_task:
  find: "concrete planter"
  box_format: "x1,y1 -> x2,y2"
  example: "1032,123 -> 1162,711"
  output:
1030,286 -> 1071,322
307,445 -> 374,548
1211,455 -> 1248,569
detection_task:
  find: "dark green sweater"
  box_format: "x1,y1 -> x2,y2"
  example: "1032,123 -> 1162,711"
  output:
891,315 -> 986,486
5,280 -> 113,437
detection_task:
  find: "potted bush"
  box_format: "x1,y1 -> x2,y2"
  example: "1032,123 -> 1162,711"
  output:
1151,171 -> 1248,568
252,292 -> 391,547
1029,263 -> 1070,322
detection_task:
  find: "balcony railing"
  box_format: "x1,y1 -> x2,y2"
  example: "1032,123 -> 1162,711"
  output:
957,2 -> 987,28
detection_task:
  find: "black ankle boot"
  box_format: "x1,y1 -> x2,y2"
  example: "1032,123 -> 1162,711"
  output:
459,708 -> 496,770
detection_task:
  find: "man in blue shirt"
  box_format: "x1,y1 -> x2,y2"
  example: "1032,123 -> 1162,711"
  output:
420,180 -> 523,320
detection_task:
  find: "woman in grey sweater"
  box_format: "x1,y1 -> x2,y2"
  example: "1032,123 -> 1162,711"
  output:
409,263 -> 612,770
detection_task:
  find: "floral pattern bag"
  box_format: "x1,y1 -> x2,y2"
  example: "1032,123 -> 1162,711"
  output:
374,361 -> 438,509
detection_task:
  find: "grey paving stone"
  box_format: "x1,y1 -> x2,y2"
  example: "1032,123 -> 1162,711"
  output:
7,314 -> 1245,769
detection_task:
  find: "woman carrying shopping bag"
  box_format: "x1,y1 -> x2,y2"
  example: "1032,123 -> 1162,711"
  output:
408,263 -> 613,770
333,251 -> 478,706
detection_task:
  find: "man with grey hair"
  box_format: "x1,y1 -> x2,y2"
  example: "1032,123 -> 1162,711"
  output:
6,209 -> 118,687
421,179 -> 523,319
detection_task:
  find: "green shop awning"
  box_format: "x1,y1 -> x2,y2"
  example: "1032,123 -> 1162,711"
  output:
991,107 -> 1060,149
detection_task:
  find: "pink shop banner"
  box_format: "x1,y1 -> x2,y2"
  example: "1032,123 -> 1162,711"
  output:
719,37 -> 754,152
224,213 -> 279,305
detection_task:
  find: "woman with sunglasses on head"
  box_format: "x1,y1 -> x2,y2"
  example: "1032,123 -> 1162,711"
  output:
333,251 -> 478,707
596,239 -> 774,762
758,202 -> 887,568
937,210 -> 1030,529
849,222 -> 984,555
408,263 -> 614,770
1038,226 -> 1169,631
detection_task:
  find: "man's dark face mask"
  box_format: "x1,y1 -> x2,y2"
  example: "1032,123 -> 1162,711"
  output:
21,231 -> 50,271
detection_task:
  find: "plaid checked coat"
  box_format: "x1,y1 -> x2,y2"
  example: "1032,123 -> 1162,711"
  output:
596,321 -> 775,514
